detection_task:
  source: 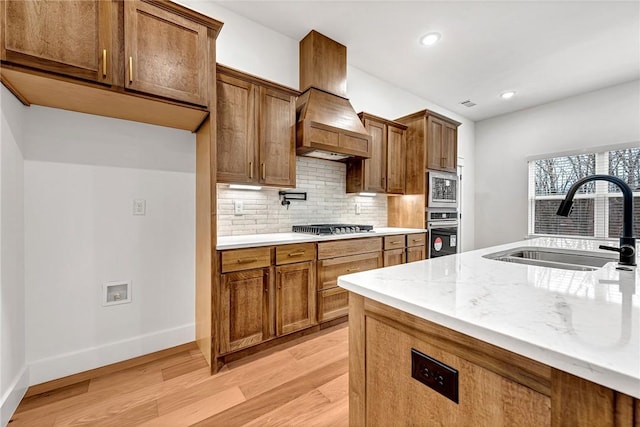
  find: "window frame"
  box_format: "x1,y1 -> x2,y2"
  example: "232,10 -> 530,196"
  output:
527,145 -> 640,240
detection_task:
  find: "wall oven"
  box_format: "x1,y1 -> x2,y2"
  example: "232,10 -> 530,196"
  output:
426,171 -> 458,209
426,210 -> 458,258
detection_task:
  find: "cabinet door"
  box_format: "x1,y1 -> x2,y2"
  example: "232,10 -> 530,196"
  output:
384,249 -> 406,267
317,252 -> 383,290
2,0 -> 114,84
406,245 -> 426,263
220,268 -> 270,354
386,125 -> 406,194
276,262 -> 316,335
216,73 -> 257,184
364,118 -> 386,193
442,123 -> 458,172
426,116 -> 445,170
259,86 -> 296,187
318,287 -> 349,322
124,0 -> 207,105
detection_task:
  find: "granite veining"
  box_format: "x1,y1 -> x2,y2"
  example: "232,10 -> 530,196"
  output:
338,237 -> 640,398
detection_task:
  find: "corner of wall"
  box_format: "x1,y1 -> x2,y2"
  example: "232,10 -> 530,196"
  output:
0,365 -> 28,426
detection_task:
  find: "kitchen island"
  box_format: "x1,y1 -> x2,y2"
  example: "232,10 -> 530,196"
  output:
338,237 -> 639,426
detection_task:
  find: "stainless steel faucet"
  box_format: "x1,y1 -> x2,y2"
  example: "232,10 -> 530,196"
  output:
556,174 -> 636,266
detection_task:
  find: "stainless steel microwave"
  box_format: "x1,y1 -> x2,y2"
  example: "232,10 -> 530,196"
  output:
426,170 -> 458,208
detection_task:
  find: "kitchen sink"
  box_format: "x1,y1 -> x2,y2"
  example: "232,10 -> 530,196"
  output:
483,246 -> 618,271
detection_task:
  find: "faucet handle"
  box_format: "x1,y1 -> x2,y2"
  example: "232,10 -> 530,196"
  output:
599,244 -> 621,253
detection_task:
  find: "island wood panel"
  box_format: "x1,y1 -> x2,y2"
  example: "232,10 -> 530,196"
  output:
365,316 -> 551,426
124,0 -> 207,106
317,237 -> 382,260
2,0 -> 114,84
275,261 -> 316,335
317,252 -> 383,290
220,268 -> 271,354
351,296 -> 639,426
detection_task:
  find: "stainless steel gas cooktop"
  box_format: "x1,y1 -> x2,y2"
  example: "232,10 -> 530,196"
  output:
292,224 -> 374,235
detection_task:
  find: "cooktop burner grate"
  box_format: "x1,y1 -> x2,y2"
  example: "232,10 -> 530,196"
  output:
292,224 -> 374,235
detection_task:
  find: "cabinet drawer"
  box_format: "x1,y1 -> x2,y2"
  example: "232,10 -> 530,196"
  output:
275,243 -> 315,265
317,252 -> 382,290
407,233 -> 426,247
317,237 -> 382,259
384,235 -> 406,250
221,247 -> 271,273
318,287 -> 349,322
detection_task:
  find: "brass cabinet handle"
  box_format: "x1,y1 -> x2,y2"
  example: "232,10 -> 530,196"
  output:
346,268 -> 360,272
261,163 -> 266,180
288,251 -> 305,257
237,258 -> 257,264
389,240 -> 402,244
249,161 -> 253,179
412,239 -> 422,243
129,56 -> 133,83
102,49 -> 107,77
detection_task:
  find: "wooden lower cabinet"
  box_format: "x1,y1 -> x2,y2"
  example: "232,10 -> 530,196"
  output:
406,245 -> 426,263
383,248 -> 405,266
220,268 -> 270,354
350,296 -> 639,426
317,252 -> 383,290
276,261 -> 316,335
318,287 -> 350,322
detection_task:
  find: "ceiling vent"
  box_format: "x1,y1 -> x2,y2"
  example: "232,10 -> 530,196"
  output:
460,100 -> 476,108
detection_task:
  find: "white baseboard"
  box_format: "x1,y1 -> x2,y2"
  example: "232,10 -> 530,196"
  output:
28,323 -> 194,386
1,365 -> 28,427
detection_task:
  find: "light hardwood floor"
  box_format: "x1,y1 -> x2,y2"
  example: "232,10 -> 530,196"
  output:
10,324 -> 349,426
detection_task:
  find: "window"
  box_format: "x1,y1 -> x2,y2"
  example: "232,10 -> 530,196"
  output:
528,147 -> 640,239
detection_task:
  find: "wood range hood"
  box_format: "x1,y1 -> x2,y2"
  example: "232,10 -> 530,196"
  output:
296,30 -> 372,161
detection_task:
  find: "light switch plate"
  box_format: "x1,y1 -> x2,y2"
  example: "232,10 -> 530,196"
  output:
133,199 -> 146,216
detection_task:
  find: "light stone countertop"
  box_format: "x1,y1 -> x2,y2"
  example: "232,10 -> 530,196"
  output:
216,227 -> 428,250
338,237 -> 640,398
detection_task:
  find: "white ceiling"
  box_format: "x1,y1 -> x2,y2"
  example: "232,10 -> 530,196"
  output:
215,1 -> 640,121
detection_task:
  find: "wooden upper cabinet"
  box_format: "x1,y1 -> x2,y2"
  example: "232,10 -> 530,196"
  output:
217,65 -> 299,188
217,72 -> 256,184
124,0 -> 207,106
259,86 -> 296,187
426,115 -> 458,173
347,113 -> 406,194
386,124 -> 406,194
2,0 -> 115,85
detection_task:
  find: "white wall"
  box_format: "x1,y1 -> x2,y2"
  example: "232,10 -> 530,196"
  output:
0,86 -> 28,426
23,107 -> 196,385
475,80 -> 640,249
182,0 -> 476,250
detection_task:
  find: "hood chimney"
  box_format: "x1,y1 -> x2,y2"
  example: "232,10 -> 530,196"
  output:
296,31 -> 371,161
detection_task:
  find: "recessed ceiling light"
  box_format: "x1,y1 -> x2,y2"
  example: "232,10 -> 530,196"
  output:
500,91 -> 517,100
420,32 -> 441,47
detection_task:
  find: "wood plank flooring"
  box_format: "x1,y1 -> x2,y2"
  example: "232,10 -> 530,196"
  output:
10,324 -> 349,426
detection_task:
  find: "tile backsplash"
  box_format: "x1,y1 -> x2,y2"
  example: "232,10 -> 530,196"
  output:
217,157 -> 387,236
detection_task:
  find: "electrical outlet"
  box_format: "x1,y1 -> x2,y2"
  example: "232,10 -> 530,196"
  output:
133,199 -> 146,216
411,348 -> 459,403
355,203 -> 361,215
234,200 -> 244,215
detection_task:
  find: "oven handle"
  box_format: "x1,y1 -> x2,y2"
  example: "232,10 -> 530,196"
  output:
428,221 -> 459,229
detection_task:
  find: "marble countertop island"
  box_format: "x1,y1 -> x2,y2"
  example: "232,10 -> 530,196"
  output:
338,237 -> 640,398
